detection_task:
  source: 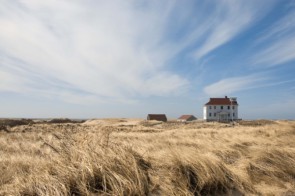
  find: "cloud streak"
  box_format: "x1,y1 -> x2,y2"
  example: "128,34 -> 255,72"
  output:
203,74 -> 268,96
203,74 -> 295,97
0,0 -> 188,102
0,0 -> 275,103
251,10 -> 295,67
194,1 -> 253,58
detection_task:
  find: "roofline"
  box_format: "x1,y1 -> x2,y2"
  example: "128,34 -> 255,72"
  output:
204,103 -> 239,106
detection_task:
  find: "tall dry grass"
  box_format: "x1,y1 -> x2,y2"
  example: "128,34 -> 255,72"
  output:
0,119 -> 295,195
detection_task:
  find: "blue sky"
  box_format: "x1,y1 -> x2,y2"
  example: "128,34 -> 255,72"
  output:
1,0 -> 295,119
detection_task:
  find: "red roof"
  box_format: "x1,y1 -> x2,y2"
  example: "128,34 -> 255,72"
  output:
205,96 -> 238,105
178,115 -> 197,120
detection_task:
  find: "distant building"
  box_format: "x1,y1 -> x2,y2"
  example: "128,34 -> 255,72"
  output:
178,115 -> 197,122
147,114 -> 167,122
203,96 -> 238,121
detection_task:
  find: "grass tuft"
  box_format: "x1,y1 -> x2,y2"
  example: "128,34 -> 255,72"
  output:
0,119 -> 295,195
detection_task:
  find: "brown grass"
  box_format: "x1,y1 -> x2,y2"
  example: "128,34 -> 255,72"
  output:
0,119 -> 295,195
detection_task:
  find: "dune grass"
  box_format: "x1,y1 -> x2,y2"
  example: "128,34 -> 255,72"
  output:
0,119 -> 295,195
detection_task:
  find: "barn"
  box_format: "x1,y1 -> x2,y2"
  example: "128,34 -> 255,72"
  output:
147,114 -> 167,122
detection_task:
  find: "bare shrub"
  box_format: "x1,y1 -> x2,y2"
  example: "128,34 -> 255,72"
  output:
0,119 -> 34,127
48,118 -> 84,124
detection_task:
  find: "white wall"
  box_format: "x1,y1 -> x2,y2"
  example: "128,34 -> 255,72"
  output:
203,105 -> 238,120
203,106 -> 207,120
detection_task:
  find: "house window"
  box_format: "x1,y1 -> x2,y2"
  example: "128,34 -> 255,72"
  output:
233,113 -> 235,117
232,106 -> 235,109
221,106 -> 223,109
214,113 -> 216,117
209,106 -> 212,109
228,113 -> 230,117
214,106 -> 216,109
209,113 -> 211,117
228,106 -> 230,110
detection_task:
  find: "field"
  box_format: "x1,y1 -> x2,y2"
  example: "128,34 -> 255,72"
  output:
0,119 -> 295,196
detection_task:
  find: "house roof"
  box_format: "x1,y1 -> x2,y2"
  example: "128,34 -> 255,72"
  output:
147,114 -> 167,122
178,115 -> 197,120
205,96 -> 238,105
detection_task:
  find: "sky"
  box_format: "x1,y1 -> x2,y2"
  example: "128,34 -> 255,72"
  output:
1,0 -> 295,119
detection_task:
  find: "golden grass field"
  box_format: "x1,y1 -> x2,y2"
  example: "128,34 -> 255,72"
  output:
0,118 -> 295,196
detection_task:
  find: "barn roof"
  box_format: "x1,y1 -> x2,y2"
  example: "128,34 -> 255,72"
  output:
205,96 -> 238,105
147,114 -> 167,122
178,115 -> 197,120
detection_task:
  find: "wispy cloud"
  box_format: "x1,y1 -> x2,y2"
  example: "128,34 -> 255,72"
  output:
203,74 -> 267,96
193,0 -> 275,58
203,73 -> 295,96
0,0 -> 276,103
0,0 -> 190,103
251,10 -> 295,67
252,36 -> 295,67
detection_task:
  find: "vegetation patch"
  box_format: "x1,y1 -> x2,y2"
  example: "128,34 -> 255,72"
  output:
0,119 -> 295,195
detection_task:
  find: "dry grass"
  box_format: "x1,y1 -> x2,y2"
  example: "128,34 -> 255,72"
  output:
0,119 -> 295,195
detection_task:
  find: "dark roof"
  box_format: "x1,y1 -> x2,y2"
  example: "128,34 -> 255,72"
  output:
178,115 -> 197,120
205,96 -> 238,105
147,114 -> 167,122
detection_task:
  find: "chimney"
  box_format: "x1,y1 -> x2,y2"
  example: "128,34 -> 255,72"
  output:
225,96 -> 228,98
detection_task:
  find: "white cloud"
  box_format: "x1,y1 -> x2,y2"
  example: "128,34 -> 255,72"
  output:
252,36 -> 295,67
193,0 -> 275,58
203,73 -> 295,97
0,0 -> 275,103
252,11 -> 295,67
0,0 -> 190,102
203,74 -> 267,96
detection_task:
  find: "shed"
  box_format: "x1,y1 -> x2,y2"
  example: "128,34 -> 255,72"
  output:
147,114 -> 167,122
178,115 -> 197,122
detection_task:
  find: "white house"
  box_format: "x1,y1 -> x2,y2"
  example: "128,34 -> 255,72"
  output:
203,96 -> 238,121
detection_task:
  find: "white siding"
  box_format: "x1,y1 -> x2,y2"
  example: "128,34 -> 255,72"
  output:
203,105 -> 238,121
203,106 -> 207,120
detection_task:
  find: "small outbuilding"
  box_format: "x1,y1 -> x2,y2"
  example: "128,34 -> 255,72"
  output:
147,114 -> 167,122
178,115 -> 197,122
